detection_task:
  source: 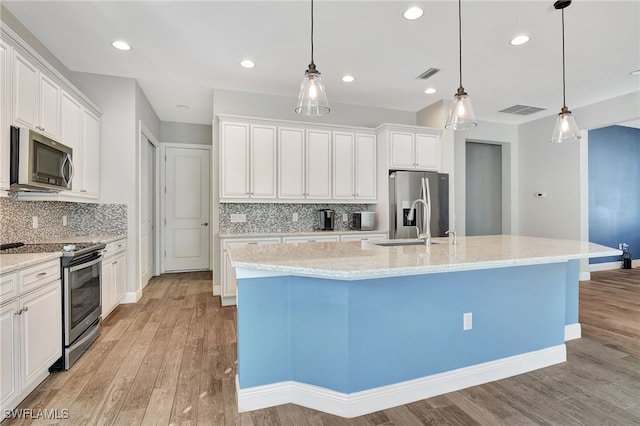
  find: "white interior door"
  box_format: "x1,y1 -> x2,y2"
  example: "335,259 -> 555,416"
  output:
141,137 -> 155,288
165,147 -> 211,271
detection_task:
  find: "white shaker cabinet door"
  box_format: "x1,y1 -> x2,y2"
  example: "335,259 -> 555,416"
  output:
61,91 -> 82,192
305,129 -> 331,199
20,282 -> 61,393
38,73 -> 61,140
415,133 -> 441,171
0,301 -> 20,413
355,134 -> 376,200
13,52 -> 38,129
389,131 -> 415,169
278,127 -> 305,199
250,124 -> 277,198
332,132 -> 355,200
0,40 -> 9,190
82,109 -> 100,196
220,122 -> 250,199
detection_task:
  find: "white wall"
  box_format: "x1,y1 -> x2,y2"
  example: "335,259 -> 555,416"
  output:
518,91 -> 640,242
161,121 -> 212,145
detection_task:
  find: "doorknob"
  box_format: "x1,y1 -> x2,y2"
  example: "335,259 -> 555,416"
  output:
201,222 -> 209,226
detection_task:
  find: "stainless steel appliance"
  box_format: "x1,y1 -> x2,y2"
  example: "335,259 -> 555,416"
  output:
9,125 -> 74,191
0,241 -> 105,370
351,212 -> 375,231
389,170 -> 449,239
318,209 -> 335,231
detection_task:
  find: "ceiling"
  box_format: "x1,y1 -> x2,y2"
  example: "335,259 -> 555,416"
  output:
3,1 -> 639,126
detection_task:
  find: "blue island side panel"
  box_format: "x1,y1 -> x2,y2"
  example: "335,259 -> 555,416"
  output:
237,262 -> 567,393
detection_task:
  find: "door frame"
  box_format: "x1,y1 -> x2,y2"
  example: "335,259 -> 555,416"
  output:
160,142 -> 212,274
138,122 -> 161,282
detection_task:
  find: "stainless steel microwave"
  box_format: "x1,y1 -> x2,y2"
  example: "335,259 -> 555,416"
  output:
10,126 -> 74,191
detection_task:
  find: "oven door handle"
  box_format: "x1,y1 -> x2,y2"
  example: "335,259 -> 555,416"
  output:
68,256 -> 102,273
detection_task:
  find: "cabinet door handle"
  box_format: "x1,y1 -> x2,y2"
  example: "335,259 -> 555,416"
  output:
23,306 -> 28,312
15,309 -> 22,316
36,272 -> 47,277
201,223 -> 209,226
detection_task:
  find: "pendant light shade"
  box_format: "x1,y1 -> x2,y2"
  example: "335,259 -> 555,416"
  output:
445,0 -> 477,130
295,0 -> 330,116
550,0 -> 580,143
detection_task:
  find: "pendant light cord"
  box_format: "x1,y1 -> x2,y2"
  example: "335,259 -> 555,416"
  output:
310,0 -> 315,66
458,0 -> 463,88
561,7 -> 566,108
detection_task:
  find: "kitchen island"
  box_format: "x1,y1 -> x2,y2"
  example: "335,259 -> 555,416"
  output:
227,235 -> 620,418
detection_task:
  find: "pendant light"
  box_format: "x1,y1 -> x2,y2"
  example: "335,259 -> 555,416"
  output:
445,0 -> 477,130
295,0 -> 330,116
550,0 -> 580,143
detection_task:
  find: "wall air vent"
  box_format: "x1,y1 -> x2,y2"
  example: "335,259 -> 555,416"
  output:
499,105 -> 546,115
417,68 -> 440,80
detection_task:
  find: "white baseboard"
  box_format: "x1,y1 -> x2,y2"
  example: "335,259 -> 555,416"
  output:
213,284 -> 221,296
120,290 -> 141,304
579,271 -> 591,281
564,323 -> 581,341
237,344 -> 567,418
589,261 -> 622,272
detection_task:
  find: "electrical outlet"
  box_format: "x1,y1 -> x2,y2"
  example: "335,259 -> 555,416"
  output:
32,216 -> 38,229
230,213 -> 246,223
293,212 -> 299,222
62,215 -> 68,226
342,213 -> 348,222
463,312 -> 472,330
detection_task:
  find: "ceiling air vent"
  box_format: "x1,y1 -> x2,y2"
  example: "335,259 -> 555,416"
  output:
417,68 -> 440,80
499,105 -> 546,115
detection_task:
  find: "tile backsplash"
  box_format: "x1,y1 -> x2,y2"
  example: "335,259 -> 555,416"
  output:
0,198 -> 127,244
219,203 -> 375,234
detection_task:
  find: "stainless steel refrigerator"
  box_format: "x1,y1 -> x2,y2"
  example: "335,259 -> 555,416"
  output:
389,170 -> 449,239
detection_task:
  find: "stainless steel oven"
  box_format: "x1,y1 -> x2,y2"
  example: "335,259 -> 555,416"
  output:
62,251 -> 102,366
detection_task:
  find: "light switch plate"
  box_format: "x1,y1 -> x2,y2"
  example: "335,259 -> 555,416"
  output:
32,216 -> 38,229
62,215 -> 68,226
342,213 -> 348,222
230,213 -> 247,223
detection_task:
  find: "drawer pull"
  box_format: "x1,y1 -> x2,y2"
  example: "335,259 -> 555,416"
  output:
36,272 -> 47,277
117,244 -> 123,248
14,309 -> 21,316
248,242 -> 258,245
23,306 -> 28,312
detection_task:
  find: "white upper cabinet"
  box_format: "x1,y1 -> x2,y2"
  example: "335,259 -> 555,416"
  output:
278,127 -> 331,200
333,132 -> 377,201
13,51 -> 61,141
220,120 -> 277,200
388,128 -> 441,171
0,40 -> 10,191
250,124 -> 277,198
305,129 -> 331,199
278,127 -> 305,199
220,121 -> 250,199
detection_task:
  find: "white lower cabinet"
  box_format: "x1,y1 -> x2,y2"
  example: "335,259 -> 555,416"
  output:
101,238 -> 127,319
221,238 -> 280,306
339,233 -> 387,242
0,259 -> 62,414
282,235 -> 340,243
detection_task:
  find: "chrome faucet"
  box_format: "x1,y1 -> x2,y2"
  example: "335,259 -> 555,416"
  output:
407,199 -> 431,246
445,230 -> 458,245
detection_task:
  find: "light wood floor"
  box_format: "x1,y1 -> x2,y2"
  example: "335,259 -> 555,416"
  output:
4,268 -> 639,425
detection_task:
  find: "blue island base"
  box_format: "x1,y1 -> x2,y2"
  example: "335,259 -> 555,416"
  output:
236,262 -> 577,418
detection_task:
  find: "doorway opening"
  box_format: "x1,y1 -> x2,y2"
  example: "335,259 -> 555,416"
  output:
465,141 -> 502,236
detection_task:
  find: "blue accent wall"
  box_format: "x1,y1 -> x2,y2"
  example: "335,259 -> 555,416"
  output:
237,263 -> 569,393
589,125 -> 640,264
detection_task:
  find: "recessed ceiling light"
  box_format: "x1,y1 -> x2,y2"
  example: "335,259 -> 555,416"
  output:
630,69 -> 640,76
342,75 -> 355,83
510,35 -> 530,46
403,6 -> 423,20
111,40 -> 131,51
424,88 -> 437,95
176,105 -> 189,111
240,59 -> 255,69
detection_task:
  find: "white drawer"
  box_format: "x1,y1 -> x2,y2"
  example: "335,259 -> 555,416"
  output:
340,233 -> 387,242
19,259 -> 60,294
223,238 -> 281,250
102,238 -> 127,258
282,235 -> 340,243
0,271 -> 19,304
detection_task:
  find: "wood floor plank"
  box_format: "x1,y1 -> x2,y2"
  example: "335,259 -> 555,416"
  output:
7,269 -> 639,426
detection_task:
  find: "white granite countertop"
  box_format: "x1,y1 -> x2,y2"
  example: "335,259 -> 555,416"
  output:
219,230 -> 387,239
0,252 -> 62,274
227,235 -> 621,280
0,234 -> 126,274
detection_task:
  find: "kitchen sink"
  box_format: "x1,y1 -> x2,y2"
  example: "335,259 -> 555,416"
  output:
370,239 -> 438,247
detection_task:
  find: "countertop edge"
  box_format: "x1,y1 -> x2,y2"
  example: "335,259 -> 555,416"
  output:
0,252 -> 63,274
